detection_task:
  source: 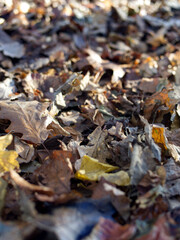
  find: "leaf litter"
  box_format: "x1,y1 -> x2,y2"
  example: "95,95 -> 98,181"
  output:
0,0 -> 179,239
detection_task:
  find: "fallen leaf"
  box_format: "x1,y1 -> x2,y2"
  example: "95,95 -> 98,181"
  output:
164,158 -> 180,197
0,100 -> 50,144
34,150 -> 73,195
75,155 -> 119,181
100,171 -> 130,186
81,104 -> 105,126
9,170 -> 53,196
0,29 -> 25,58
14,136 -> 35,163
22,72 -> 63,100
138,78 -> 159,94
0,134 -> 19,174
92,178 -> 130,219
136,214 -> 174,240
78,126 -> 112,163
84,217 -> 136,240
152,125 -> 168,151
51,199 -> 115,240
130,144 -> 157,185
0,77 -> 17,100
59,110 -> 84,126
143,88 -> 178,121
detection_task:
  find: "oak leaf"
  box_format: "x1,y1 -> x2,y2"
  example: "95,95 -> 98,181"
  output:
0,100 -> 50,144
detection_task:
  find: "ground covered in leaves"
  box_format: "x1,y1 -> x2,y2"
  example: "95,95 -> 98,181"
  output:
0,0 -> 180,239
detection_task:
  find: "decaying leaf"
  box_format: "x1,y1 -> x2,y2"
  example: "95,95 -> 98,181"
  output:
136,214 -> 174,240
78,126 -> 112,163
0,1 -> 179,238
10,170 -> 53,196
0,29 -> 25,58
84,218 -> 136,240
92,178 -> 130,219
143,88 -> 178,121
164,158 -> 180,197
34,150 -> 73,196
130,144 -> 157,185
14,136 -> 35,163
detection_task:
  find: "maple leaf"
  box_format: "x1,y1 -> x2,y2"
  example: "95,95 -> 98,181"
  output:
0,134 -> 19,174
0,100 -> 50,144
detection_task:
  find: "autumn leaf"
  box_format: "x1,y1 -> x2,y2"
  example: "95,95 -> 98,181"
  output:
75,155 -> 119,181
34,150 -> 73,196
0,100 -> 50,144
0,134 -> 19,174
144,88 -> 178,121
100,171 -> 130,186
86,218 -> 136,240
78,126 -> 112,163
136,215 -> 173,240
152,126 -> 168,151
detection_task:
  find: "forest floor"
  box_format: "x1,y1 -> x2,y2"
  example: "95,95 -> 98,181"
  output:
0,0 -> 180,239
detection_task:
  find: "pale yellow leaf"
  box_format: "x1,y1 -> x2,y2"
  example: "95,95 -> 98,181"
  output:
100,171 -> 130,186
0,134 -> 13,151
75,155 -> 119,181
0,135 -> 19,174
0,151 -> 19,173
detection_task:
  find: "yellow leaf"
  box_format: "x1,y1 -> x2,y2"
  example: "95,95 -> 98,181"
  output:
0,134 -> 13,151
0,135 -> 19,174
100,171 -> 130,186
75,155 -> 119,181
152,126 -> 168,150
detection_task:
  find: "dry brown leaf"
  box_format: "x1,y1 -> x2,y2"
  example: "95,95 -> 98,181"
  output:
78,126 -> 112,163
0,100 -> 50,144
34,150 -> 73,196
92,178 -> 130,219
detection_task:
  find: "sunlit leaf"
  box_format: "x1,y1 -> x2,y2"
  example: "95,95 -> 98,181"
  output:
0,134 -> 13,151
0,135 -> 19,174
75,155 -> 119,181
100,171 -> 130,186
152,126 -> 168,150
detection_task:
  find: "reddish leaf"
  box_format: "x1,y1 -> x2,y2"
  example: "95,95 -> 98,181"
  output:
34,150 -> 73,196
